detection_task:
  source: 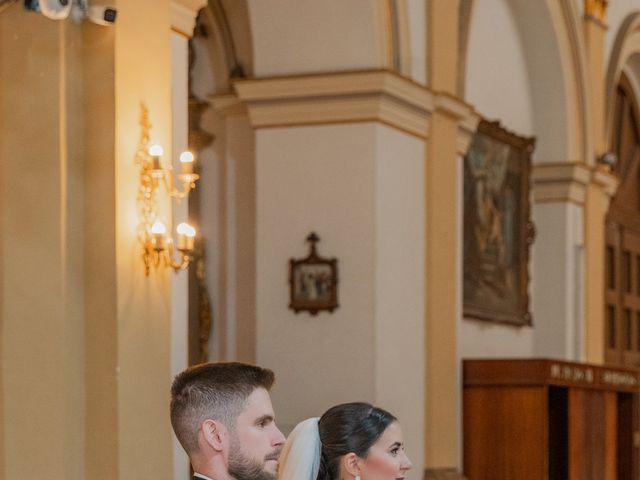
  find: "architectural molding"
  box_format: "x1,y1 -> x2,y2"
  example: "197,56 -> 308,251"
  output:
171,0 -> 207,37
231,70 -> 433,138
226,70 -> 479,141
532,162 -> 618,204
532,162 -> 591,204
455,106 -> 480,156
211,93 -> 247,117
591,167 -> 618,197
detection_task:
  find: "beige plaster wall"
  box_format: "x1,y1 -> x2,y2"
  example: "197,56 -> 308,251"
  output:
373,125 -> 425,476
407,0 -> 427,84
255,122 -> 426,479
248,0 -> 387,77
256,123 -> 377,430
464,0 -> 534,136
0,10 -> 86,479
198,105 -> 255,363
460,0 -> 535,358
82,22 -> 118,480
170,31 -> 191,480
113,1 -> 174,478
532,202 -> 585,360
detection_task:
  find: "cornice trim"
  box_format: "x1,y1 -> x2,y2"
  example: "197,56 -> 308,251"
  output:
227,70 -> 479,140
171,0 -> 207,38
230,70 -> 433,138
532,162 -> 619,204
532,162 -> 591,204
591,167 -> 618,197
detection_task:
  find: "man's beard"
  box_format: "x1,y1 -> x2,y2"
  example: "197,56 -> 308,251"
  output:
228,438 -> 281,480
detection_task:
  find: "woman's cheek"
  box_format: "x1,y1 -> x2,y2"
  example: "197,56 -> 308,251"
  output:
366,454 -> 401,478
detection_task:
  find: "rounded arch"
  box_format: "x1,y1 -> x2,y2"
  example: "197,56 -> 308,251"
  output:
192,0 -> 254,95
460,0 -> 589,164
605,11 -> 640,147
194,0 -> 415,91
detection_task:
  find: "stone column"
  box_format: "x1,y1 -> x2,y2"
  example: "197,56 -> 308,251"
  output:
0,10 -> 85,480
582,0 -> 617,364
425,1 -> 478,478
169,2 -> 206,478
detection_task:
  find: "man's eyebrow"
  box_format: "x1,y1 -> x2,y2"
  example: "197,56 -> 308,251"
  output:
255,414 -> 274,425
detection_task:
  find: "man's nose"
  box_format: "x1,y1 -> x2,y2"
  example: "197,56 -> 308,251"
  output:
272,424 -> 286,446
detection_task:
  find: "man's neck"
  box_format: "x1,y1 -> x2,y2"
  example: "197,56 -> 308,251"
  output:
192,462 -> 234,480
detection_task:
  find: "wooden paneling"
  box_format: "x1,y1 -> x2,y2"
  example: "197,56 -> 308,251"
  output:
464,387 -> 547,480
606,72 -> 640,368
463,359 -> 639,479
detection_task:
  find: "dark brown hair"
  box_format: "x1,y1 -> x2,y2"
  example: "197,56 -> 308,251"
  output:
317,402 -> 397,480
170,362 -> 275,454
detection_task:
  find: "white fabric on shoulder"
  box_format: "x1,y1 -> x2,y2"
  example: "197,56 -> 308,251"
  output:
278,417 -> 322,480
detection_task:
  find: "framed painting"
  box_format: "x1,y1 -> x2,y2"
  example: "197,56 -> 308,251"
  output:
463,120 -> 536,326
289,232 -> 339,316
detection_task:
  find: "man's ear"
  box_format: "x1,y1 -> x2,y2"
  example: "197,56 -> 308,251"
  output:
201,419 -> 227,452
341,453 -> 362,478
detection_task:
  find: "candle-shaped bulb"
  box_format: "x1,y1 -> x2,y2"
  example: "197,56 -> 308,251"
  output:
176,222 -> 196,237
179,151 -> 195,174
151,221 -> 166,250
151,221 -> 167,234
149,144 -> 164,157
176,222 -> 196,251
149,144 -> 163,172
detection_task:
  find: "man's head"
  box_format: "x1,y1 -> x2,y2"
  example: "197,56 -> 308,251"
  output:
170,362 -> 285,480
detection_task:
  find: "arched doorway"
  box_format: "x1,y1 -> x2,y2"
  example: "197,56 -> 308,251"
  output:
604,72 -> 640,367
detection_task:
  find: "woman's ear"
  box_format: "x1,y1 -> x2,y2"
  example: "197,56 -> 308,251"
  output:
201,419 -> 226,452
342,453 -> 362,478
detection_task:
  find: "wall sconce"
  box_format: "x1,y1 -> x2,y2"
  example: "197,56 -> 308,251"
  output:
135,103 -> 199,275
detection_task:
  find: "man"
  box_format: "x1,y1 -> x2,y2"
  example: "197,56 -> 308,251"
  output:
170,362 -> 286,480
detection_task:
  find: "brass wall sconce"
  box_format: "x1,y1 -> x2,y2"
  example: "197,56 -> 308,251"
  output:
135,103 -> 199,275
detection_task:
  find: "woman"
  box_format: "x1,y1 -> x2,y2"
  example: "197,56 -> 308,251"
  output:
278,402 -> 413,480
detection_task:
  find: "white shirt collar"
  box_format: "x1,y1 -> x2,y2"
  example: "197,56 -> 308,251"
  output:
194,474 -> 214,480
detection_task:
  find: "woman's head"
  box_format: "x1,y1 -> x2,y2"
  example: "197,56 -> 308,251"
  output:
317,402 -> 412,480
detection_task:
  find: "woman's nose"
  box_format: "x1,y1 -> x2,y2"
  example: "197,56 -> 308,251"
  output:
401,454 -> 413,471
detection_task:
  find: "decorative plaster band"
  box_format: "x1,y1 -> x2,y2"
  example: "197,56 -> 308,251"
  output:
456,109 -> 480,156
591,167 -> 618,197
171,0 -> 207,37
231,70 -> 435,138
532,162 -> 593,204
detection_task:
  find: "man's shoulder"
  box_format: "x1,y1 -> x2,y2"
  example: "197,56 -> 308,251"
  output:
193,474 -> 214,480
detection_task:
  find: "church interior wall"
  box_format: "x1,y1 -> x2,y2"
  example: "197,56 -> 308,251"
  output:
5,0 -> 640,478
459,0 -> 535,358
0,10 -> 87,478
406,0 -> 427,85
373,124 -> 425,477
253,121 -> 425,477
532,202 -> 585,360
255,123 -> 378,434
170,30 -> 192,480
247,0 -> 389,77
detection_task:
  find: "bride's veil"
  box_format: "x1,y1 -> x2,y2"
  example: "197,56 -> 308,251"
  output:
278,417 -> 322,480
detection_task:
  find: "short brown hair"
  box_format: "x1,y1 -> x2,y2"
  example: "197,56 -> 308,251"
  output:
170,362 -> 275,454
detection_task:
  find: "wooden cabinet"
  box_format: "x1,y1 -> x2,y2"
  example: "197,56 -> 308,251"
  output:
463,359 -> 640,480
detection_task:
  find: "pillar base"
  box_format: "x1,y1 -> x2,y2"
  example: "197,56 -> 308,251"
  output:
424,468 -> 466,479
